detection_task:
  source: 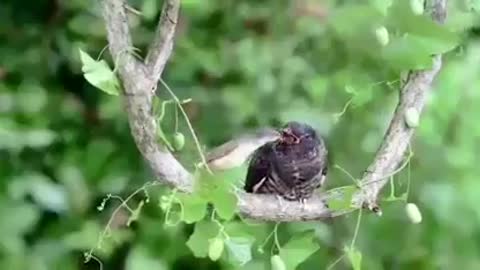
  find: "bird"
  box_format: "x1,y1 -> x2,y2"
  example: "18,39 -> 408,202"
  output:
204,127 -> 281,171
244,121 -> 328,203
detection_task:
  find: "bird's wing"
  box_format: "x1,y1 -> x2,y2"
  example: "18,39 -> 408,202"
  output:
244,143 -> 272,193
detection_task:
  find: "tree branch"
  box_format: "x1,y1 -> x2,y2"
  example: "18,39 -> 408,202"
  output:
101,0 -> 146,89
100,0 -> 448,221
145,0 -> 180,85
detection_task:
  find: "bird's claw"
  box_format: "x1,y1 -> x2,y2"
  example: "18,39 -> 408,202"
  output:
300,198 -> 309,211
276,195 -> 287,212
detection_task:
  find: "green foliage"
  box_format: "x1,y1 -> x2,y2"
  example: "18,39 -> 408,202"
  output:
78,49 -> 120,96
177,193 -> 208,224
279,231 -> 320,270
186,221 -> 220,258
345,246 -> 363,270
208,237 -> 225,261
224,237 -> 254,266
195,169 -> 239,221
325,186 -> 358,211
2,0 -> 480,269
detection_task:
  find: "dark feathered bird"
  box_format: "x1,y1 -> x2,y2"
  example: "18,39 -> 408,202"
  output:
244,121 -> 328,202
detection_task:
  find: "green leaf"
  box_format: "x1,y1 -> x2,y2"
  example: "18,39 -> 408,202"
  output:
177,193 -> 208,224
211,188 -> 238,221
186,221 -> 219,258
78,48 -> 120,96
279,231 -> 320,270
141,0 -> 158,21
369,0 -> 393,15
224,237 -> 254,266
25,173 -> 68,213
344,246 -> 362,270
195,169 -> 238,220
208,237 -> 225,261
0,200 -> 40,235
330,4 -> 385,38
63,220 -> 132,254
326,186 -> 358,211
23,129 -> 56,148
387,1 -> 459,52
381,35 -> 434,71
126,246 -> 168,270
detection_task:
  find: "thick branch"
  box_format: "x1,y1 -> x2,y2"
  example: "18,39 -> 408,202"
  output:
101,0 -> 191,190
101,0 -> 145,88
145,0 -> 180,84
101,0 -> 448,221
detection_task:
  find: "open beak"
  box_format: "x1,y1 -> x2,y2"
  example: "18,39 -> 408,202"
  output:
280,128 -> 300,144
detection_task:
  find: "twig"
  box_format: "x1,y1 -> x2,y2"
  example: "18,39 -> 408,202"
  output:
145,0 -> 180,85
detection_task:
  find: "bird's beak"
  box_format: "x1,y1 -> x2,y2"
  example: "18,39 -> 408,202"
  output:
280,128 -> 300,144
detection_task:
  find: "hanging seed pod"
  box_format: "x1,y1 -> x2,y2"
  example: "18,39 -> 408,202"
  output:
375,26 -> 390,46
270,255 -> 286,270
404,107 -> 420,128
405,203 -> 422,224
410,0 -> 424,15
172,132 -> 185,151
208,237 -> 224,261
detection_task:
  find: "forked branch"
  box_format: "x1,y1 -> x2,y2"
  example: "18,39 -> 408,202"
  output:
100,0 -> 447,221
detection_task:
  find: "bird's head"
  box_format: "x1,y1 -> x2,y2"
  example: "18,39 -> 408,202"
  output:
279,121 -> 318,145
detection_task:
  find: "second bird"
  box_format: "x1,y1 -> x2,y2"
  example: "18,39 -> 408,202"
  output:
244,121 -> 328,202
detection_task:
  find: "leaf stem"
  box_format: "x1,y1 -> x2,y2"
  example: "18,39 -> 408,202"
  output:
85,181 -> 159,263
350,208 -> 362,249
334,164 -> 361,186
159,78 -> 212,173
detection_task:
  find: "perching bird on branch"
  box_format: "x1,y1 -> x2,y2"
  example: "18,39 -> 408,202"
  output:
244,121 -> 328,202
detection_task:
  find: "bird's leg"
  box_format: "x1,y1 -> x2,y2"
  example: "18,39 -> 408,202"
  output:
300,198 -> 309,211
276,195 -> 287,212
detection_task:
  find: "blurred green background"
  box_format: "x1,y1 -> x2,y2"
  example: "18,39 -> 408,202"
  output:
2,0 -> 480,269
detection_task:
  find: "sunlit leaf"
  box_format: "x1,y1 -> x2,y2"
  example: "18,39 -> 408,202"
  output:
0,200 -> 40,235
126,246 -> 168,270
195,169 -> 238,220
208,237 -> 224,261
141,0 -> 158,21
177,193 -> 208,224
26,173 -> 68,213
279,230 -> 320,270
23,129 -> 56,148
78,48 -> 120,96
186,221 -> 219,258
224,237 -> 254,266
211,188 -> 238,221
344,245 -> 362,270
326,186 -> 358,211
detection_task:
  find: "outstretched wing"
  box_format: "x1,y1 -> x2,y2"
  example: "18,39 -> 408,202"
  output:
244,143 -> 273,193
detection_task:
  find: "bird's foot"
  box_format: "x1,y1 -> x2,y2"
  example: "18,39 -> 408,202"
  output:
276,195 -> 287,212
300,198 -> 309,211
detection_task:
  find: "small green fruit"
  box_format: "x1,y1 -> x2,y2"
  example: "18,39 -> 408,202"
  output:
270,255 -> 286,270
410,0 -> 424,15
404,107 -> 420,128
172,132 -> 185,151
405,203 -> 422,224
208,237 -> 224,261
375,26 -> 389,46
